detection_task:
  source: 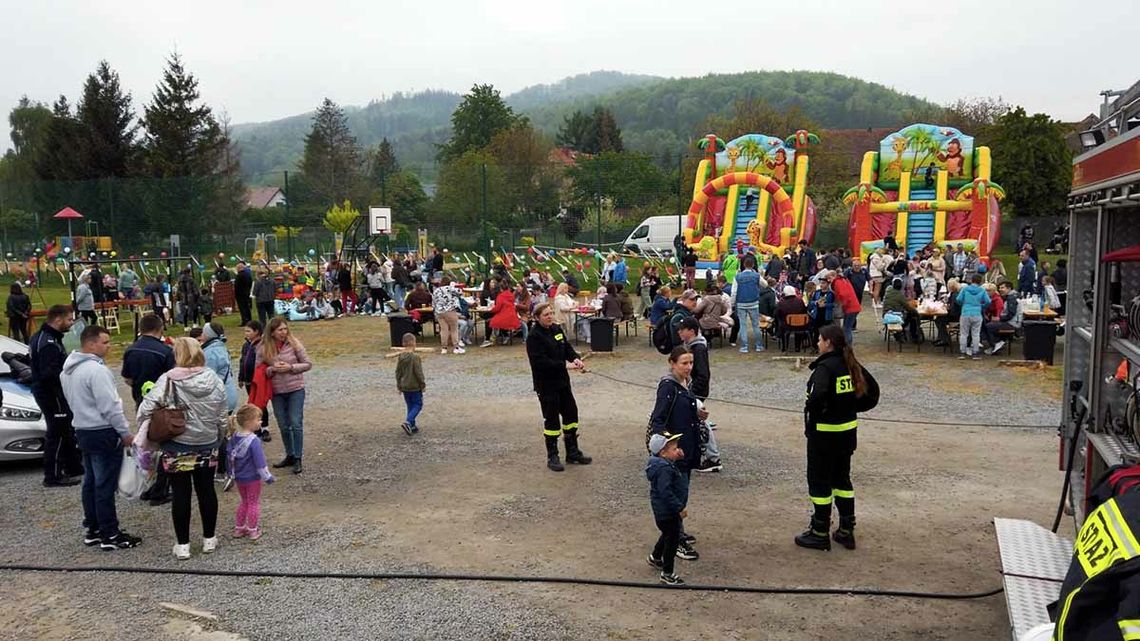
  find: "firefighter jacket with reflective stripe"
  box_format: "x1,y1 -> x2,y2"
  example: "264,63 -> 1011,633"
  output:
803,351 -> 879,438
1054,491 -> 1140,641
526,322 -> 580,394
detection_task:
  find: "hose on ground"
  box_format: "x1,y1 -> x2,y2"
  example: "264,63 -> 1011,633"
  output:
0,563 -> 1004,600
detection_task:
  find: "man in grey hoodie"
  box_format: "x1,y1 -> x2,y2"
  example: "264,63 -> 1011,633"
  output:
61,325 -> 142,551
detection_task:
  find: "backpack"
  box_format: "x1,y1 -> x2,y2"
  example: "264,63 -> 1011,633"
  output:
651,313 -> 674,354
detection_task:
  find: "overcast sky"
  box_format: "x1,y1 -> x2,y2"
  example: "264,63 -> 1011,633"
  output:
2,0 -> 1137,151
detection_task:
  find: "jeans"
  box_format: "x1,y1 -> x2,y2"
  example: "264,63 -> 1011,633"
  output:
960,315 -> 983,355
652,515 -> 681,575
703,422 -> 720,462
256,301 -> 274,327
170,464 -> 218,545
272,388 -> 306,459
394,285 -> 408,309
842,314 -> 857,346
518,321 -> 529,342
738,305 -> 763,351
75,428 -> 123,538
983,321 -> 1016,347
458,318 -> 472,344
403,391 -> 423,428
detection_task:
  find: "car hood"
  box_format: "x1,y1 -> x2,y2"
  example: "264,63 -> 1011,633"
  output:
0,377 -> 37,409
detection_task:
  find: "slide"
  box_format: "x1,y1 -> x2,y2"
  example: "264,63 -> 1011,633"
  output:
731,190 -> 759,248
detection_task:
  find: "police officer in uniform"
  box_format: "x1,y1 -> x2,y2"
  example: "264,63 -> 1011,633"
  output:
30,304 -> 83,487
795,324 -> 878,551
526,302 -> 592,472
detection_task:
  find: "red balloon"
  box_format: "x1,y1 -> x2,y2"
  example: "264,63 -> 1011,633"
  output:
666,267 -> 675,275
160,251 -> 168,257
575,261 -> 583,271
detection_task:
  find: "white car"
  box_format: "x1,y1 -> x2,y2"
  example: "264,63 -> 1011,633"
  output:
0,334 -> 47,461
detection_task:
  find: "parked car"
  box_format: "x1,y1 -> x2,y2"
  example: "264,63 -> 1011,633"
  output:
0,334 -> 46,461
622,215 -> 686,256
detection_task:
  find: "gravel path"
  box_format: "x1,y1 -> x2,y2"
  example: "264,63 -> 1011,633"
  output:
0,316 -> 1064,640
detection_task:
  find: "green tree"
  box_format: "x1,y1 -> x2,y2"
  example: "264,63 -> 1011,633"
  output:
323,199 -> 359,233
140,54 -> 243,242
567,151 -> 668,211
590,106 -> 623,153
485,122 -> 561,224
299,98 -> 362,207
383,171 -> 429,224
437,84 -> 518,162
36,96 -> 88,181
7,96 -> 52,159
701,98 -> 817,144
366,137 -> 399,186
76,60 -> 137,178
989,107 -> 1072,217
431,149 -> 511,226
555,110 -> 593,151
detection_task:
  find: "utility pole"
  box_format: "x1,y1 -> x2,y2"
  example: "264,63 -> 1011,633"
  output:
676,153 -> 684,267
284,170 -> 294,260
481,163 -> 490,278
596,160 -> 603,276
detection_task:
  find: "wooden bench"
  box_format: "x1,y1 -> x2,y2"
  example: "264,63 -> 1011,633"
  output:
995,327 -> 1017,355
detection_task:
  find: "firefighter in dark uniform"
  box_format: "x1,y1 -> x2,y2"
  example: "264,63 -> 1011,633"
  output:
1052,469 -> 1140,640
526,302 -> 592,472
796,324 -> 879,551
29,304 -> 83,487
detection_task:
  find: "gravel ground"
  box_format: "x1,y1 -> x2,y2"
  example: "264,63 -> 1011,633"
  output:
0,314 -> 1064,640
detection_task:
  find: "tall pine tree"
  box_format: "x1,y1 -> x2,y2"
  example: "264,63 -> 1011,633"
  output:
140,54 -> 241,241
299,98 -> 362,207
77,61 -> 137,178
437,84 -> 518,162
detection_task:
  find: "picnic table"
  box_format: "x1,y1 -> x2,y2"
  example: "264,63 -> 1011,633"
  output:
1022,308 -> 1059,320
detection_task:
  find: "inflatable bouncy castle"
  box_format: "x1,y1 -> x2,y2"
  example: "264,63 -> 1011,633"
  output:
844,124 -> 1005,261
682,131 -> 819,269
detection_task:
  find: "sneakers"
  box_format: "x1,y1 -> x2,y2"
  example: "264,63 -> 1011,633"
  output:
676,541 -> 700,560
401,422 -> 414,436
972,355 -> 982,361
739,346 -> 749,354
453,347 -> 466,354
440,348 -> 448,355
646,554 -> 664,570
257,429 -> 272,443
203,536 -> 218,554
987,340 -> 1006,355
754,345 -> 765,352
100,531 -> 142,551
248,527 -> 263,541
233,527 -> 248,539
659,572 -> 685,585
83,529 -> 101,546
679,532 -> 697,545
957,354 -> 967,360
694,459 -> 723,473
222,476 -> 235,493
480,340 -> 493,348
173,543 -> 191,560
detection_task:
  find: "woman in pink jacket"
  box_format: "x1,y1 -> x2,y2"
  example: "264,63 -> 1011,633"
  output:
260,318 -> 312,474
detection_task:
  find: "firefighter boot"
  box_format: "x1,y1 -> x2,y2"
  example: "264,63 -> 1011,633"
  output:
794,518 -> 831,551
545,435 -> 565,472
563,431 -> 593,465
833,516 -> 856,550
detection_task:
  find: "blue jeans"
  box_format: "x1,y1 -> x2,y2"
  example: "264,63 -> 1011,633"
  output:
394,285 -> 407,309
403,391 -> 423,428
738,306 -> 763,350
272,389 -> 306,459
75,428 -> 123,538
843,314 -> 857,346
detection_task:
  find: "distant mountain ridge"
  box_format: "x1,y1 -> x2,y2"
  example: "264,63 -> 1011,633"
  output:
233,70 -> 939,180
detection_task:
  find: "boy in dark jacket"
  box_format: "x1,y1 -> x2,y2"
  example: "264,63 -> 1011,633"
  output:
238,320 -> 271,438
395,333 -> 426,436
646,432 -> 688,585
678,318 -> 722,473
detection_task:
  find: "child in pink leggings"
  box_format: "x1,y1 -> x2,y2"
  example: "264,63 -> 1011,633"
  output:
226,405 -> 275,540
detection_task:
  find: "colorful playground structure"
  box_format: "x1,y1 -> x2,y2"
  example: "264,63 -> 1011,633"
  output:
682,131 -> 819,268
843,124 -> 1005,261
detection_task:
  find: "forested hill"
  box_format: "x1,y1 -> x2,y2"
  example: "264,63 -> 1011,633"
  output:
233,70 -> 939,178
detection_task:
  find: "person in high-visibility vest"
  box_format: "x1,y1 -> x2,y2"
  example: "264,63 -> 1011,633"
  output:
526,302 -> 591,472
795,324 -> 879,551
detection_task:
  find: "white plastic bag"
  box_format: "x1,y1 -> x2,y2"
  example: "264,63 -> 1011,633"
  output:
117,447 -> 149,499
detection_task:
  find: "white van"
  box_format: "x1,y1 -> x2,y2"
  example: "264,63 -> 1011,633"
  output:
622,215 -> 686,255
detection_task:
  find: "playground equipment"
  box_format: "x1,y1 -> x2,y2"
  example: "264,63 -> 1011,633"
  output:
843,124 -> 1005,260
683,130 -> 819,268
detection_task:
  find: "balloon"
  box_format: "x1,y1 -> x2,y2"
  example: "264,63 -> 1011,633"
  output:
23,280 -> 30,286
4,253 -> 10,258
308,248 -> 316,256
159,251 -> 167,258
198,264 -> 206,271
142,252 -> 149,257
217,252 -> 226,259
129,255 -> 137,259
595,251 -> 603,260
230,256 -> 237,262
110,251 -> 117,258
